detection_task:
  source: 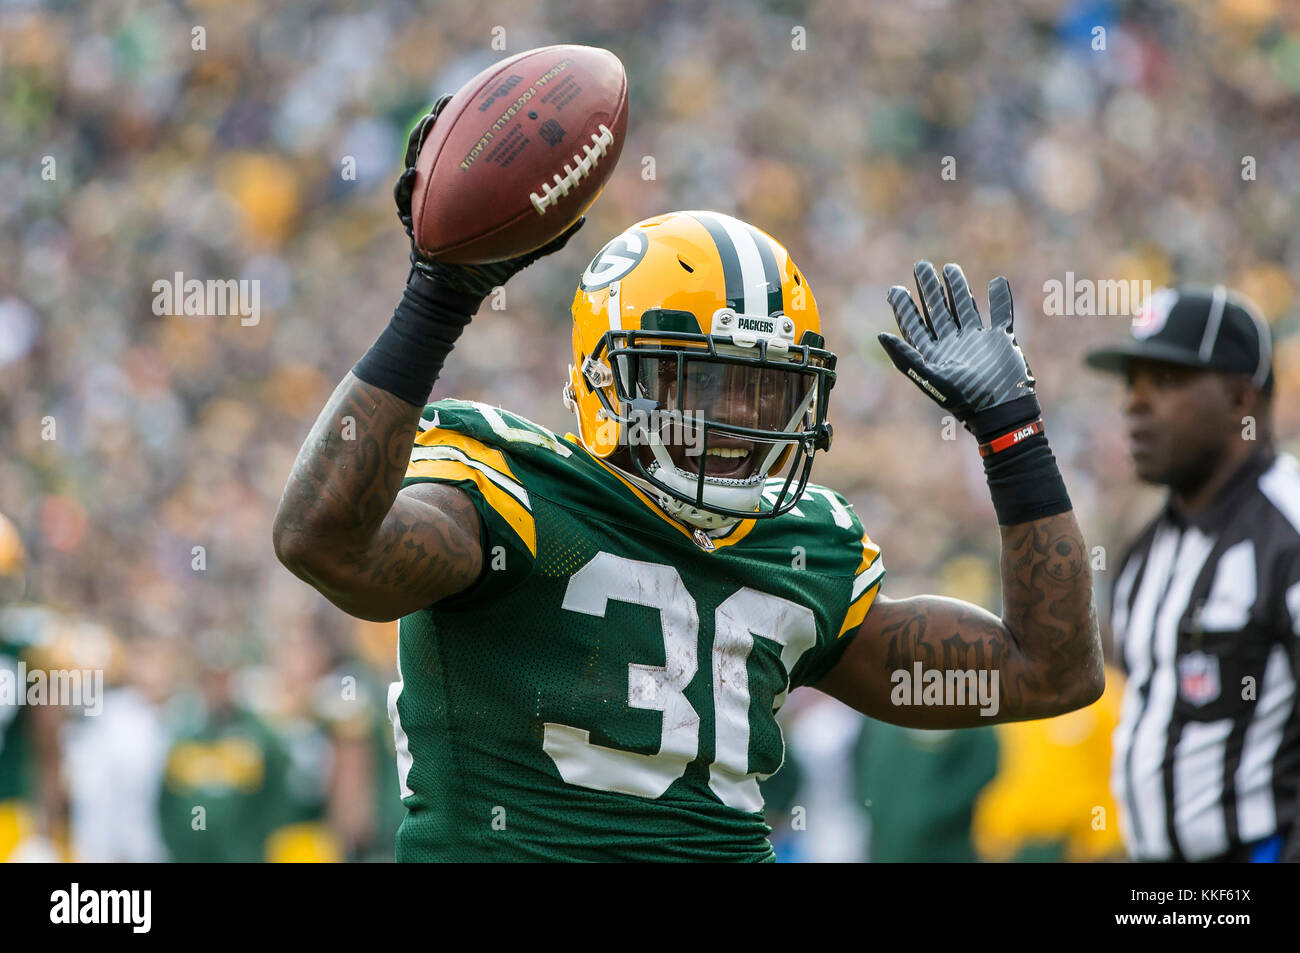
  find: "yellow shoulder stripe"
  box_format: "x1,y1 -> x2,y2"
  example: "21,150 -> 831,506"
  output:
855,529 -> 882,575
838,571 -> 882,637
413,427 -> 515,476
405,459 -> 537,557
838,531 -> 885,637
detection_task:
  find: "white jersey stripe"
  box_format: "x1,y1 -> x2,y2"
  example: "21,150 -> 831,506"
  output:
1114,526 -> 1216,859
1260,454 -> 1300,531
1111,551 -> 1142,652
1198,540 -> 1256,631
388,654 -> 414,800
1113,524 -> 1179,858
1173,719 -> 1232,859
1111,527 -> 1181,857
1138,527 -> 1215,859
851,557 -> 885,601
1236,644 -> 1295,842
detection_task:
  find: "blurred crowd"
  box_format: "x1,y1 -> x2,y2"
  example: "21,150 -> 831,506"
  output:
1,0 -> 1299,861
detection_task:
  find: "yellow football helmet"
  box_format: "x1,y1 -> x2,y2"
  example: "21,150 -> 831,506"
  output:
563,210 -> 835,528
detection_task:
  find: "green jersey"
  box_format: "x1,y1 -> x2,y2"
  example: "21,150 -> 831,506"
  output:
0,636 -> 32,804
159,702 -> 294,863
0,607 -> 58,803
389,399 -> 884,861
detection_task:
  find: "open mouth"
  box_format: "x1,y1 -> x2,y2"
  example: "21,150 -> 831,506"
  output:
680,443 -> 757,479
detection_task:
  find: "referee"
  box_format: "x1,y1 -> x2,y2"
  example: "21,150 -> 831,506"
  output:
1084,286 -> 1299,862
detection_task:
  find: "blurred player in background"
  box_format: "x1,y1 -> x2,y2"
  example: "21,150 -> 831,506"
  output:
65,631 -> 175,862
0,514 -> 68,862
158,633 -> 297,862
854,720 -> 997,862
972,669 -> 1126,862
249,619 -> 399,862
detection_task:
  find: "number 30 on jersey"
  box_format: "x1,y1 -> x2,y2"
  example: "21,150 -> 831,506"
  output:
542,552 -> 816,813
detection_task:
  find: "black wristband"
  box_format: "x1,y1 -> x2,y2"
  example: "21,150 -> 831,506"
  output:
965,394 -> 1070,524
981,428 -> 1072,526
968,394 -> 1042,445
352,273 -> 480,406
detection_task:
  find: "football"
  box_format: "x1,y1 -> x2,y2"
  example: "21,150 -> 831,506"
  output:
411,44 -> 629,264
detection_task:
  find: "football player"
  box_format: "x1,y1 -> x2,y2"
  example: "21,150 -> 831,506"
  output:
273,98 -> 1103,861
0,516 -> 68,862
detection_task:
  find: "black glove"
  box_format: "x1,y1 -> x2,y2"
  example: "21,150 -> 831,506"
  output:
878,261 -> 1039,440
393,95 -> 584,302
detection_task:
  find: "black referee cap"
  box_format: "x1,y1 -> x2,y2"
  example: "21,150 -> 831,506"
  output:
1084,286 -> 1274,393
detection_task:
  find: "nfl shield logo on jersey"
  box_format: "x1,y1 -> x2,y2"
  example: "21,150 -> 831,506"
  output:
1178,650 -> 1221,706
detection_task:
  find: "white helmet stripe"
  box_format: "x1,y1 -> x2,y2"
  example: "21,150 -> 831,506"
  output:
686,210 -> 770,317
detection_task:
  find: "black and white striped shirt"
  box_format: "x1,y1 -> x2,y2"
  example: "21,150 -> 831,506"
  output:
1111,446 -> 1300,861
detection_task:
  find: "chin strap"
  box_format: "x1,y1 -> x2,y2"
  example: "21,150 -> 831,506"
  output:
603,459 -> 741,532
636,468 -> 742,531
657,493 -> 740,533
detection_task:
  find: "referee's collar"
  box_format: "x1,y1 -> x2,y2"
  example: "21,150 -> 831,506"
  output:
1164,444 -> 1277,531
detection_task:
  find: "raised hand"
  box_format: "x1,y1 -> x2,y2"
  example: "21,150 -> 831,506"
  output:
393,96 -> 584,301
878,261 -> 1037,431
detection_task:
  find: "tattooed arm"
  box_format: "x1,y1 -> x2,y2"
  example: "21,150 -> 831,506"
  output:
835,261 -> 1104,725
271,373 -> 483,622
270,95 -> 595,621
814,511 -> 1104,727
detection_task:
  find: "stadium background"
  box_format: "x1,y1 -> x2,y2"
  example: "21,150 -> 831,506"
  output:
1,0 -> 1298,861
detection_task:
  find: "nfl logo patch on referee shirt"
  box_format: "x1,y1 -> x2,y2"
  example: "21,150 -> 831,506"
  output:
1178,650 -> 1221,706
